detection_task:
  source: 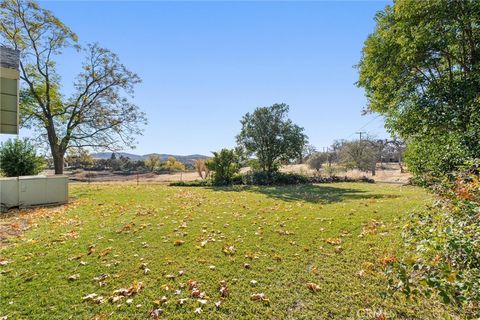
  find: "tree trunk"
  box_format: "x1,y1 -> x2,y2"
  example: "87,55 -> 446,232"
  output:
398,154 -> 404,173
45,119 -> 65,175
51,145 -> 65,175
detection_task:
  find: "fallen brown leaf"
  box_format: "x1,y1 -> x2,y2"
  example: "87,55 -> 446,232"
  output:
306,282 -> 320,292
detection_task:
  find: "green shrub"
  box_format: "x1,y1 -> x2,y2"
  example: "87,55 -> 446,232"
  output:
387,160 -> 480,316
0,139 -> 45,177
230,173 -> 244,185
309,175 -> 374,184
307,152 -> 329,173
169,171 -> 374,187
169,180 -> 211,187
205,149 -> 240,186
241,171 -> 309,186
405,134 -> 469,186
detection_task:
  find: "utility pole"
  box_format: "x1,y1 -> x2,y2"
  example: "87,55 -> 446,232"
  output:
355,131 -> 366,141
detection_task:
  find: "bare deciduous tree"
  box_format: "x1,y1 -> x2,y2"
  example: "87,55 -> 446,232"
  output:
0,0 -> 147,174
195,159 -> 209,179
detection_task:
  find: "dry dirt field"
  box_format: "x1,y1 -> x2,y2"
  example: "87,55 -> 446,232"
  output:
67,163 -> 410,185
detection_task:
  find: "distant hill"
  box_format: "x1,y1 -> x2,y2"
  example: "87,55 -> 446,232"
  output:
91,152 -> 210,165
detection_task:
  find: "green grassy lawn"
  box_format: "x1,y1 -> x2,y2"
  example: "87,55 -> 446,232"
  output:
0,183 -> 456,319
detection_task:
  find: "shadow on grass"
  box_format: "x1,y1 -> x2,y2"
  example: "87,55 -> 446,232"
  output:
207,184 -> 400,204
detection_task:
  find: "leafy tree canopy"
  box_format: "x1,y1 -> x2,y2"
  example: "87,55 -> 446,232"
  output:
161,157 -> 186,172
236,103 -> 307,173
357,0 -> 480,178
145,154 -> 161,172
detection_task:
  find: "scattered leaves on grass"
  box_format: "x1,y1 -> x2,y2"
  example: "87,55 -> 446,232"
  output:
87,244 -> 96,255
219,280 -> 229,298
149,308 -> 163,319
250,293 -> 269,305
191,288 -> 201,298
325,238 -> 341,245
187,280 -> 198,290
140,263 -> 150,274
98,247 -> 112,257
82,293 -> 105,304
306,282 -> 320,292
109,281 -> 144,303
360,219 -> 381,236
118,222 -> 135,233
68,274 -> 80,281
174,240 -> 185,246
82,293 -> 98,300
250,293 -> 266,301
69,253 -> 85,261
277,229 -> 293,236
161,284 -> 173,291
159,296 -> 168,304
0,260 -> 11,266
222,245 -> 236,255
380,255 -> 397,265
0,184 -> 437,319
273,254 -> 282,262
93,274 -> 108,282
356,270 -> 366,278
362,261 -> 375,271
0,267 -> 13,275
376,312 -> 387,320
63,230 -> 79,239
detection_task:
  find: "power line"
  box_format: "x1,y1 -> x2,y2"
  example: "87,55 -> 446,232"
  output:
357,114 -> 382,132
344,115 -> 382,141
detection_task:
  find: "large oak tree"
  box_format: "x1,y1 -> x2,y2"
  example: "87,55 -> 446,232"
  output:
236,103 -> 307,174
357,0 -> 480,179
0,0 -> 147,174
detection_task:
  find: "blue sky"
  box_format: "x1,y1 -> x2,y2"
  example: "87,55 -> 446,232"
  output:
22,1 -> 390,155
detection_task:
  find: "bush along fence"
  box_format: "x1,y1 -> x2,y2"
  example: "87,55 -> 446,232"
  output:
170,172 -> 374,187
